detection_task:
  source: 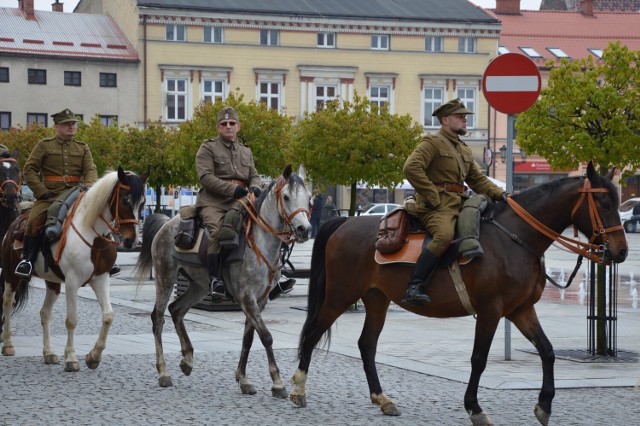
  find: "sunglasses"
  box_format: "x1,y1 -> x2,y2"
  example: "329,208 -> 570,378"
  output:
218,121 -> 238,127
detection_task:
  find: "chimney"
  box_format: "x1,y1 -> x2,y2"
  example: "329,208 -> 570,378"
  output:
495,0 -> 521,15
579,0 -> 594,17
52,1 -> 64,13
19,0 -> 36,20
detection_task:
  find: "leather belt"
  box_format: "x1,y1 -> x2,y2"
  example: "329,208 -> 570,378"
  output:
43,175 -> 83,183
224,178 -> 247,188
434,182 -> 466,193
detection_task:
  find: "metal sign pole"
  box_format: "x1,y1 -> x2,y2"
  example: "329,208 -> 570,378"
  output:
504,114 -> 515,361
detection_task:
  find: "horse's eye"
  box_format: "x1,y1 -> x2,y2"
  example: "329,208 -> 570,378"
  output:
283,195 -> 290,202
123,195 -> 132,206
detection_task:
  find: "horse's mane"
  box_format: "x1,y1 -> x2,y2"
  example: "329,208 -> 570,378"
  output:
254,172 -> 305,213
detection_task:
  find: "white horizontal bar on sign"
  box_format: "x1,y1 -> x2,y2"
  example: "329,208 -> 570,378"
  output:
485,76 -> 539,92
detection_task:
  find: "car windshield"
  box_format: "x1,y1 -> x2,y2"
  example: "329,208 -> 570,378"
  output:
619,199 -> 640,212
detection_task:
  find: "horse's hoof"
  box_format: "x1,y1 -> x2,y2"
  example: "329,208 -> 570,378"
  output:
159,376 -> 173,388
2,346 -> 15,356
44,354 -> 59,364
469,411 -> 493,426
290,394 -> 307,408
64,361 -> 80,372
534,404 -> 550,426
380,401 -> 401,416
179,360 -> 192,376
240,383 -> 257,395
85,354 -> 100,370
272,387 -> 288,399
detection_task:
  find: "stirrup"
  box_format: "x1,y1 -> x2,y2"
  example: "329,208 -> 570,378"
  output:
109,265 -> 121,276
209,277 -> 226,300
15,260 -> 33,278
402,284 -> 431,306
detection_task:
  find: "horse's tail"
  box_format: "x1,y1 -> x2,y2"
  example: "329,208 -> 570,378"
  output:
132,213 -> 170,283
0,270 -> 30,316
297,216 -> 348,360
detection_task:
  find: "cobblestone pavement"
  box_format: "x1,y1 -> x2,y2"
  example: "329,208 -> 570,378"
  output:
1,231 -> 639,425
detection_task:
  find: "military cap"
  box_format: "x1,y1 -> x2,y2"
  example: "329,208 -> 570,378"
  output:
217,107 -> 239,124
432,98 -> 474,119
51,108 -> 79,125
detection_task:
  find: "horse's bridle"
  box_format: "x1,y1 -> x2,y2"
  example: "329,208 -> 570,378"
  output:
238,176 -> 310,288
0,157 -> 22,208
103,181 -> 141,235
506,178 -> 623,264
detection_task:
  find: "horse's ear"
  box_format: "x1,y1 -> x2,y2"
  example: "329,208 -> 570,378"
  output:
606,167 -> 616,181
586,161 -> 596,182
117,167 -> 128,184
11,148 -> 19,160
283,164 -> 293,179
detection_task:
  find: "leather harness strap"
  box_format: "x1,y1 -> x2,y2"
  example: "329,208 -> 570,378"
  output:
434,182 -> 466,193
43,175 -> 83,183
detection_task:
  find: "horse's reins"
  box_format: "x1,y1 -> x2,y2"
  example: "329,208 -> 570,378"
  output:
0,157 -> 22,207
238,177 -> 310,289
497,178 -> 623,288
55,181 -> 140,284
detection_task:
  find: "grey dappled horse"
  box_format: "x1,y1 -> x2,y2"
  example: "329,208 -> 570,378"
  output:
134,165 -> 311,396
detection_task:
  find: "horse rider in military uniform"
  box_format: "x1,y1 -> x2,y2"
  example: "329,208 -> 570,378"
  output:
402,99 -> 508,305
15,108 -> 99,279
195,107 -> 262,299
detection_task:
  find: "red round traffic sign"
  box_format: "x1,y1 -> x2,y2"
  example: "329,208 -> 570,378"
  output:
482,53 -> 541,115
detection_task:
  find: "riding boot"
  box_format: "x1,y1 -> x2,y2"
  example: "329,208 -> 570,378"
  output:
207,253 -> 227,300
109,264 -> 121,276
402,248 -> 440,306
269,277 -> 296,301
15,235 -> 38,278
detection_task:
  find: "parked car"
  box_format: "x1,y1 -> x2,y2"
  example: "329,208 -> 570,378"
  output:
359,203 -> 401,216
619,197 -> 640,233
21,185 -> 34,202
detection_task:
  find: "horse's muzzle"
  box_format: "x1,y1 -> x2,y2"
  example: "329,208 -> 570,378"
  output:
121,237 -> 135,249
296,225 -> 311,243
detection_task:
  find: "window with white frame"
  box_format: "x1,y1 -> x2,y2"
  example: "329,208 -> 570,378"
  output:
317,32 -> 336,48
425,36 -> 443,53
423,87 -> 444,127
458,37 -> 476,53
202,79 -> 226,103
315,85 -> 338,110
259,82 -> 282,111
371,34 -> 389,50
369,85 -> 390,112
166,24 -> 186,41
27,113 -> 47,126
165,78 -> 188,121
260,29 -> 279,46
456,88 -> 476,128
204,26 -> 223,43
100,115 -> 118,126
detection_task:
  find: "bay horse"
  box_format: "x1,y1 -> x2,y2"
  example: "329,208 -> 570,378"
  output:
290,162 -> 627,425
133,165 -> 311,395
1,168 -> 147,371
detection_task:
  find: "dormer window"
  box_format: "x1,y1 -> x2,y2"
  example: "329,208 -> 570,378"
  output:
547,48 -> 569,58
520,47 -> 542,58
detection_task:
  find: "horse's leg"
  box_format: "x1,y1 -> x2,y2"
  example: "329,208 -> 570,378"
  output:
236,318 -> 258,395
168,276 -> 208,379
291,293 -> 357,407
359,289 -> 399,416
152,273 -> 175,388
1,283 -> 16,355
85,277 -> 114,370
62,282 -> 81,372
464,313 -> 501,426
508,307 -> 554,426
41,282 -> 60,364
239,300 -> 288,399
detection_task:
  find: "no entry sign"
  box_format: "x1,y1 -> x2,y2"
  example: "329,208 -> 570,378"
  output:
482,53 -> 541,115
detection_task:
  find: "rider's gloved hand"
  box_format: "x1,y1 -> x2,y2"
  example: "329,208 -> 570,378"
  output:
501,191 -> 510,202
233,185 -> 249,199
249,186 -> 262,198
40,191 -> 54,200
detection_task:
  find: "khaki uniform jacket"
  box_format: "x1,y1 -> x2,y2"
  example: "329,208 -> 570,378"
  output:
24,135 -> 98,200
404,129 -> 503,216
195,136 -> 261,208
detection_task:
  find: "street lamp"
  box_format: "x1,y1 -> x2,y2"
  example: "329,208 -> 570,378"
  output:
499,144 -> 527,163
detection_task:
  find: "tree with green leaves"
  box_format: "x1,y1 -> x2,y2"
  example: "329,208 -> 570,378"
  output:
0,123 -> 53,169
290,93 -> 423,215
76,115 -> 123,176
516,42 -> 640,178
516,42 -> 640,357
173,91 -> 293,184
117,120 -> 177,212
